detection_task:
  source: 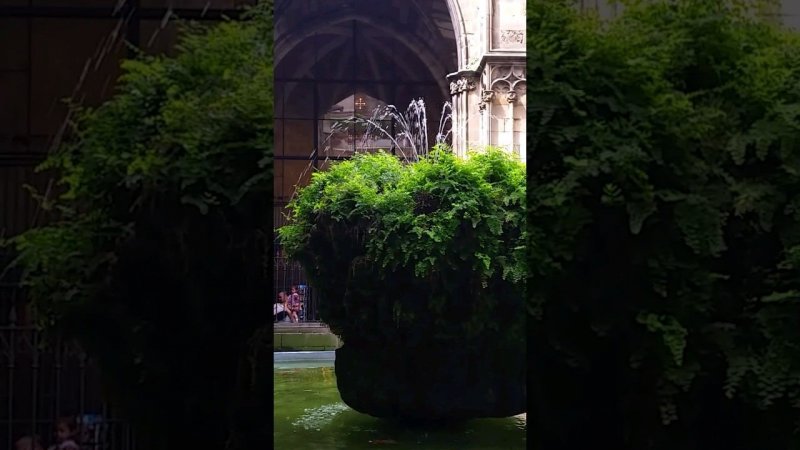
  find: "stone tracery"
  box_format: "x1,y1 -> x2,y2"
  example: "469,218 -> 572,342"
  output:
488,64 -> 526,101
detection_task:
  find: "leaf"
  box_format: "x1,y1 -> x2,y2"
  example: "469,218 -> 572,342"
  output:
727,133 -> 748,165
637,313 -> 688,366
761,291 -> 800,303
475,253 -> 491,272
674,197 -> 727,256
627,200 -> 657,235
601,182 -> 623,205
180,195 -> 209,215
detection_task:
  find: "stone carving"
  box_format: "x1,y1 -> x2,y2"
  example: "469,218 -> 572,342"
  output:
500,30 -> 525,45
506,91 -> 517,103
478,90 -> 494,112
489,64 -> 526,99
450,76 -> 477,95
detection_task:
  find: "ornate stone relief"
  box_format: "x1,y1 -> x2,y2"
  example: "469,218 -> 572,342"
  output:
478,90 -> 494,112
449,76 -> 477,95
500,30 -> 525,45
489,64 -> 526,103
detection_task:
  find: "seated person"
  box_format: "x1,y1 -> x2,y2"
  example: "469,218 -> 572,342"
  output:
274,291 -> 289,322
288,285 -> 303,323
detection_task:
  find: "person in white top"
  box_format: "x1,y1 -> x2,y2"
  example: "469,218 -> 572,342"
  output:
274,291 -> 289,322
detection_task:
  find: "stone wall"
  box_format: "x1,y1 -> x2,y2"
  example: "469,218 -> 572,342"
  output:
274,324 -> 342,351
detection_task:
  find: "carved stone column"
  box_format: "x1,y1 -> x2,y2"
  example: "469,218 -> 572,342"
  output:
448,73 -> 479,158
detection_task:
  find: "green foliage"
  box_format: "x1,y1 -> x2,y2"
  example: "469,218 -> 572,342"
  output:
280,146 -> 526,349
40,7 -> 272,216
529,0 -> 800,448
2,3 -> 273,449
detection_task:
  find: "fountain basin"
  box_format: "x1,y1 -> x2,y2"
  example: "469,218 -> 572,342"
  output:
274,365 -> 526,449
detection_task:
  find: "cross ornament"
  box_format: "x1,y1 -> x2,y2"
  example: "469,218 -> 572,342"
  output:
355,97 -> 366,110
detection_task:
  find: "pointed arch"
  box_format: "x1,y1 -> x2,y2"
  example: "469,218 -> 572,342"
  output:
275,12 -> 454,98
445,0 -> 468,70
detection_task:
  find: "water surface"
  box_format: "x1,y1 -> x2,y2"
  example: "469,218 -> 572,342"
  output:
274,367 -> 526,449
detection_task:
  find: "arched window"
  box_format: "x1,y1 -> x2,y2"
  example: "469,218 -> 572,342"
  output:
274,0 -> 458,205
319,93 -> 422,160
321,92 -> 387,157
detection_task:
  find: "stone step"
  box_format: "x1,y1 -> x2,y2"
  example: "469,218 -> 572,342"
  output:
274,321 -> 341,351
274,322 -> 332,334
274,332 -> 341,351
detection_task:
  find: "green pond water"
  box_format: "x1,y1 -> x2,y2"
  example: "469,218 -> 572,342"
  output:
274,366 -> 526,449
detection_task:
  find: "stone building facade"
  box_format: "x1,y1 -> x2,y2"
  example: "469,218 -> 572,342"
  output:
274,1 -> 527,217
273,0 -> 526,213
447,0 -> 800,163
445,0 -> 527,161
272,0 -> 527,315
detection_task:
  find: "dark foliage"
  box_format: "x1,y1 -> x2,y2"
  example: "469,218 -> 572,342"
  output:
528,1 -> 800,449
3,3 -> 274,448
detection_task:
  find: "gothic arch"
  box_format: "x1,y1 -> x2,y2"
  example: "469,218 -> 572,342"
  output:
275,12 -> 453,98
445,0 -> 469,70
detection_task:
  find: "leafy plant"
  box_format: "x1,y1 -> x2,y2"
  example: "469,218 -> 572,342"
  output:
528,1 -> 800,448
280,146 -> 526,349
2,3 -> 273,449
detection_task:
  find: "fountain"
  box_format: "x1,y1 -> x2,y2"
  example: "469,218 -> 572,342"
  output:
288,98 -> 454,205
353,98 -> 453,161
321,98 -> 451,160
277,95 -> 527,447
